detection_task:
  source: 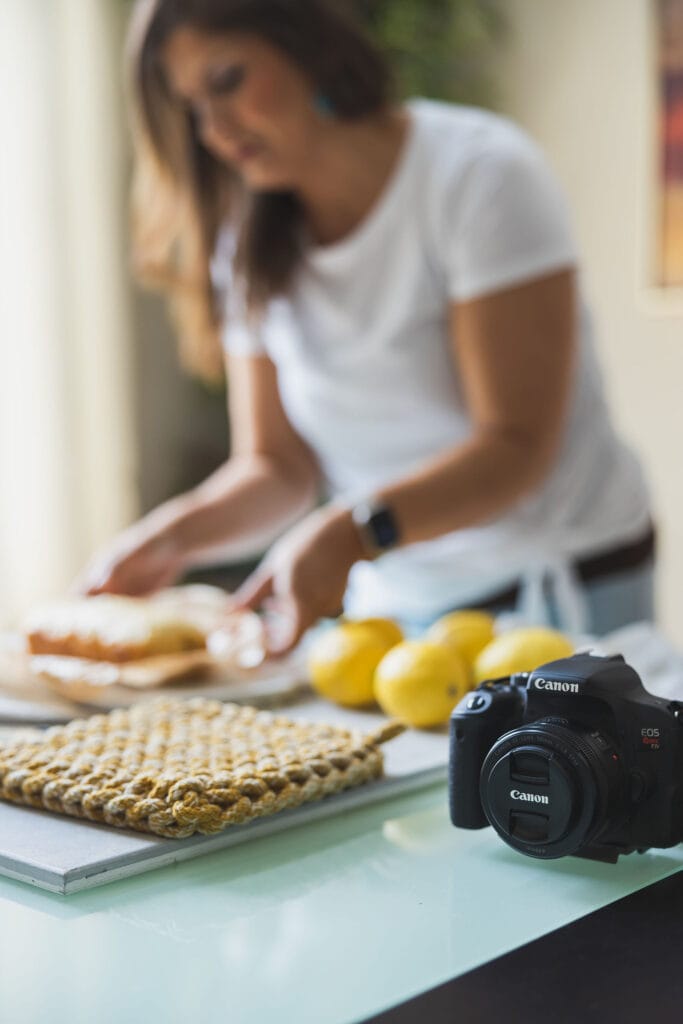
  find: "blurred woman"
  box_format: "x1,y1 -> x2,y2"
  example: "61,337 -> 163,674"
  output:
78,0 -> 654,651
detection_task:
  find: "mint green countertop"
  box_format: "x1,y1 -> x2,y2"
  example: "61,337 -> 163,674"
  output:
1,782 -> 682,1024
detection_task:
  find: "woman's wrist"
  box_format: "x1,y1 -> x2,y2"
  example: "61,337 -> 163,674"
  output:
142,495 -> 198,573
331,496 -> 401,561
326,502 -> 376,565
350,498 -> 401,558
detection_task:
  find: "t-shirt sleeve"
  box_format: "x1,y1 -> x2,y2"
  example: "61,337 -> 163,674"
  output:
211,224 -> 267,357
220,277 -> 268,357
221,290 -> 299,359
221,306 -> 268,357
444,137 -> 579,303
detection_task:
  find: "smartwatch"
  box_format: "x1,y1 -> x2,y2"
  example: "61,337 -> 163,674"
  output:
351,500 -> 401,558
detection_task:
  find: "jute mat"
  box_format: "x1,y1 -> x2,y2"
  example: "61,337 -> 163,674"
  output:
0,697 -> 404,839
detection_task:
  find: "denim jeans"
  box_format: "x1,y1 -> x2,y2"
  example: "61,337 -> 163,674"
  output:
401,561 -> 656,639
550,561 -> 656,637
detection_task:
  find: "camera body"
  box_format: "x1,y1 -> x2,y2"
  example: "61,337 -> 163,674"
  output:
449,652 -> 683,863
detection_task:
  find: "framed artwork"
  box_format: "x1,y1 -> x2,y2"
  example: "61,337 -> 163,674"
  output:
657,0 -> 683,286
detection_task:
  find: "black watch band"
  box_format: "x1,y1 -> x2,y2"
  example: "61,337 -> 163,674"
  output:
351,500 -> 400,558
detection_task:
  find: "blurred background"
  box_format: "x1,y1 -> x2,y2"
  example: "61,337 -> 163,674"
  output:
1,0 -> 682,643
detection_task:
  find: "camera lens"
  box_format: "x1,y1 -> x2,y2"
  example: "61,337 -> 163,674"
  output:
479,721 -> 623,859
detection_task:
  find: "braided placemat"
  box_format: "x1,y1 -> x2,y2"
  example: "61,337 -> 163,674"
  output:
0,697 -> 405,839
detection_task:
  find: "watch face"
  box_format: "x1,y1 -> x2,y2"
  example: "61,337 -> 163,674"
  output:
352,501 -> 400,555
370,506 -> 399,550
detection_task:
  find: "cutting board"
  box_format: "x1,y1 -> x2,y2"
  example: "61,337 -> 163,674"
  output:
0,699 -> 448,895
0,631 -> 310,724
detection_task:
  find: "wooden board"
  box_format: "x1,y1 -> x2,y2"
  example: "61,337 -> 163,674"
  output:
0,586 -> 306,722
0,631 -> 310,724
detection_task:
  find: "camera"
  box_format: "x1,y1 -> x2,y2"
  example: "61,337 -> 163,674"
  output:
449,652 -> 683,863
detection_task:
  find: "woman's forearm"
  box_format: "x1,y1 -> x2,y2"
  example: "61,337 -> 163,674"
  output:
372,272 -> 576,550
374,426 -> 557,548
145,454 -> 319,569
232,430 -> 557,650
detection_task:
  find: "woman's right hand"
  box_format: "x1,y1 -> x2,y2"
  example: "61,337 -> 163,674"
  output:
74,519 -> 187,597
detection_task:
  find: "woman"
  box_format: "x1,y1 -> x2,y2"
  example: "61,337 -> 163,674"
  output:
79,0 -> 654,652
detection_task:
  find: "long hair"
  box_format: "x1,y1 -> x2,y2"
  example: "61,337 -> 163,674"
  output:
127,0 -> 391,379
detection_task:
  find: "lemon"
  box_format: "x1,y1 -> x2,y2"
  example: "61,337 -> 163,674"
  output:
344,617 -> 404,647
427,610 -> 495,667
374,640 -> 470,728
473,627 -> 574,685
308,623 -> 399,708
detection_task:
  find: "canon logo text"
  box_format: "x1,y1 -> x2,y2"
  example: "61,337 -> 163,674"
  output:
510,790 -> 550,804
533,678 -> 579,694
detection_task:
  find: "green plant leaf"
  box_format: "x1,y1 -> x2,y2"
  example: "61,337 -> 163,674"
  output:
355,0 -> 504,106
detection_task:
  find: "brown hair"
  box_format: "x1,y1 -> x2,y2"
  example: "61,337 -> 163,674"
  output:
127,0 -> 391,379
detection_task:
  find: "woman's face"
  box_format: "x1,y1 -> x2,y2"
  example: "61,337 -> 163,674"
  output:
161,27 -> 324,190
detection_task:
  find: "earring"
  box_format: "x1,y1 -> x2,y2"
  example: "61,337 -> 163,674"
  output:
313,92 -> 335,118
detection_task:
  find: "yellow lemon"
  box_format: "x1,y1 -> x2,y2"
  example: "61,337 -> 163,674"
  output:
374,640 -> 470,728
308,623 -> 398,708
473,627 -> 574,685
427,610 -> 495,668
344,617 -> 404,647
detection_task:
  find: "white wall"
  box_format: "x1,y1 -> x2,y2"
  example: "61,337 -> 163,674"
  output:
0,0 -> 137,621
496,0 -> 683,644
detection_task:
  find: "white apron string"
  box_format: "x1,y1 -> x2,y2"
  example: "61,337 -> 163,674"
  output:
519,554 -> 589,637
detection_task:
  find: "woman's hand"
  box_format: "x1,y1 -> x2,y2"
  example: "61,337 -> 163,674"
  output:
74,518 -> 186,597
233,504 -> 366,655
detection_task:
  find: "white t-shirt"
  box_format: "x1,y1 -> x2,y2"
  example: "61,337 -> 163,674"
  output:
221,98 -> 650,625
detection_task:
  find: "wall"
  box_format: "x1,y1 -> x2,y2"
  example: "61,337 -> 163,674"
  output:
132,292 -> 228,516
496,0 -> 683,644
0,0 -> 137,620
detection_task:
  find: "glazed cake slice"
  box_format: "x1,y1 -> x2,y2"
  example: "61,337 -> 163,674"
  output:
24,594 -> 207,663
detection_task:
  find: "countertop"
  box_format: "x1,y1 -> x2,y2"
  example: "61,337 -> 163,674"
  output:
2,780 -> 683,1024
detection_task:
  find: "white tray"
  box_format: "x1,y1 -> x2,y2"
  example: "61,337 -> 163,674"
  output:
0,700 -> 448,895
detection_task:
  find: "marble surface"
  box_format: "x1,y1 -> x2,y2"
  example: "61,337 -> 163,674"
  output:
1,783 -> 682,1024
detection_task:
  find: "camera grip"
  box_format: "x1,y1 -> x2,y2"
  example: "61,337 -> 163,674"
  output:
449,687 -> 521,829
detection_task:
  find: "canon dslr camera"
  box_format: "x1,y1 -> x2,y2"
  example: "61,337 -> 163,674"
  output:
449,652 -> 683,863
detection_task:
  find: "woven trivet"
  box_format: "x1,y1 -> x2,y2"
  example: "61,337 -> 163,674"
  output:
0,698 -> 405,839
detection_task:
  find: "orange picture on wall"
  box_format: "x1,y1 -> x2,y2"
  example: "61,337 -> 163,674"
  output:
658,0 -> 683,285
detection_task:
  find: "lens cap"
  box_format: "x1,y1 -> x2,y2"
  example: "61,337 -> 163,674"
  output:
480,723 -> 613,859
485,744 -> 575,847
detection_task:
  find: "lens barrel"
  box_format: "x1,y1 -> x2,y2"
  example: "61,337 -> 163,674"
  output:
480,720 -> 623,859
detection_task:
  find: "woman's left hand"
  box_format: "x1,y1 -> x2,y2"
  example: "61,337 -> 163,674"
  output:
232,504 -> 366,655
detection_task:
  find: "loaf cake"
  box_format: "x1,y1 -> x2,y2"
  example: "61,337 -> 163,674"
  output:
24,594 -> 207,663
